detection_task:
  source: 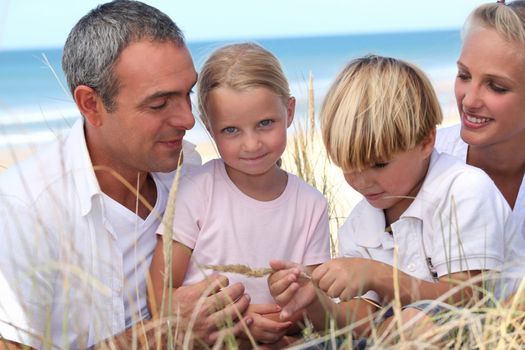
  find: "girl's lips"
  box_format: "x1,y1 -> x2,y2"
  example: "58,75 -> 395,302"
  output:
241,153 -> 268,162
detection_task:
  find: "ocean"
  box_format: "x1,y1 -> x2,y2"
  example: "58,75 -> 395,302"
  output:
0,30 -> 462,147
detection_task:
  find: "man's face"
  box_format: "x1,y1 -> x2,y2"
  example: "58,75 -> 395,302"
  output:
90,40 -> 197,176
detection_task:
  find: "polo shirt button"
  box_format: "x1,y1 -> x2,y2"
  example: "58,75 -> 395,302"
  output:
407,263 -> 416,272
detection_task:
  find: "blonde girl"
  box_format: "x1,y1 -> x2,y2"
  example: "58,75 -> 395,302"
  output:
150,43 -> 330,347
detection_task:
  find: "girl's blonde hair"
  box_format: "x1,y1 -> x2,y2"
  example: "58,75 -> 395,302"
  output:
321,55 -> 442,172
197,42 -> 290,125
464,1 -> 525,44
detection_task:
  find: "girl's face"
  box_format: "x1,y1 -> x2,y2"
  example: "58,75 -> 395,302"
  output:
342,132 -> 434,223
455,26 -> 525,150
206,87 -> 294,184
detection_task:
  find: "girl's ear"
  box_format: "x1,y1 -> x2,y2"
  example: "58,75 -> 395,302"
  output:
74,85 -> 106,127
421,128 -> 436,158
286,97 -> 296,127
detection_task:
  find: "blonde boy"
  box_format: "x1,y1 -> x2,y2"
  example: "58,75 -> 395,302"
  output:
269,55 -> 518,336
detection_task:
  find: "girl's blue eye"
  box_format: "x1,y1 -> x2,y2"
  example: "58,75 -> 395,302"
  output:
222,126 -> 237,134
373,162 -> 388,169
259,119 -> 273,127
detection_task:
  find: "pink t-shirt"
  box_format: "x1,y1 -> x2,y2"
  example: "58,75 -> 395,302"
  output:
157,159 -> 331,304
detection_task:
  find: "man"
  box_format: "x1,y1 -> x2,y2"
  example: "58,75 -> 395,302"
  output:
0,1 -> 251,349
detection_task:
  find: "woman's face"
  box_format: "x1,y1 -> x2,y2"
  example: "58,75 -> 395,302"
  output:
455,26 -> 525,150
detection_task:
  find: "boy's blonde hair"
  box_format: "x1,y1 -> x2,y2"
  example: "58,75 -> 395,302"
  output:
464,1 -> 525,44
197,42 -> 290,125
321,55 -> 442,172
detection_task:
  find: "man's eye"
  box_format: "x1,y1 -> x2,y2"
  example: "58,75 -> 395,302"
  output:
222,127 -> 237,134
150,101 -> 167,110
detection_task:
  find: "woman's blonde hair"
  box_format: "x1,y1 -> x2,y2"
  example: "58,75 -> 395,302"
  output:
197,42 -> 290,125
321,55 -> 442,172
464,1 -> 525,44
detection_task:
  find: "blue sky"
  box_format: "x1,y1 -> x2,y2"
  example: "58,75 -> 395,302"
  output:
1,0 -> 487,50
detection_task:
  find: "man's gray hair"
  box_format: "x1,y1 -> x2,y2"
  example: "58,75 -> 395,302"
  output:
62,0 -> 185,112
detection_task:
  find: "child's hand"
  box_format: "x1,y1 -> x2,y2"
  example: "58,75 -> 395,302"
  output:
268,260 -> 316,320
242,304 -> 292,344
312,257 -> 374,300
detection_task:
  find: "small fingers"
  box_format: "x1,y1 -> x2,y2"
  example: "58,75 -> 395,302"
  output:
207,315 -> 254,345
269,259 -> 298,271
247,314 -> 292,344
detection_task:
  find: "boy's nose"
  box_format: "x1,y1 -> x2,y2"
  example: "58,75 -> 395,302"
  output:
344,170 -> 371,191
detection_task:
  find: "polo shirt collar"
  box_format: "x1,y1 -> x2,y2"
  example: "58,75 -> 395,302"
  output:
351,150 -> 441,248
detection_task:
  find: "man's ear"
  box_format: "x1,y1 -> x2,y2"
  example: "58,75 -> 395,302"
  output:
421,128 -> 436,158
286,96 -> 296,127
74,85 -> 105,127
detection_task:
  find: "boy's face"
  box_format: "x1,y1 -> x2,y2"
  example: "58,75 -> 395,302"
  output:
342,133 -> 434,223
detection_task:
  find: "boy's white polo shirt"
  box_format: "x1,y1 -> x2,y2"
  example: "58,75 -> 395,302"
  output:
338,150 -> 515,304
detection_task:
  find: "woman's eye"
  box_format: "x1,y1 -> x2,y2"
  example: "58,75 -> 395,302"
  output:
222,126 -> 237,134
373,162 -> 388,169
456,72 -> 470,81
488,82 -> 509,93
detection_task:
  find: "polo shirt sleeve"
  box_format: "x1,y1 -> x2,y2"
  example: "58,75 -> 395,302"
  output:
337,213 -> 382,304
430,169 -> 510,277
337,215 -> 367,259
0,201 -> 57,349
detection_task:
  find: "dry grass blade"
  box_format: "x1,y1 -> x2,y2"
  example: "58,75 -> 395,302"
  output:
202,264 -> 273,278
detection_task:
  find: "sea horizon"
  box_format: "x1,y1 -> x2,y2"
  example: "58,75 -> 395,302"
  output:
0,29 -> 462,147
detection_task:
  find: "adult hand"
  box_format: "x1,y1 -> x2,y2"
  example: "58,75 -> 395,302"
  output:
311,257 -> 374,301
268,260 -> 316,320
165,274 -> 252,345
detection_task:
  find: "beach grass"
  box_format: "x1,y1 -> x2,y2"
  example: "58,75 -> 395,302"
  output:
2,76 -> 524,350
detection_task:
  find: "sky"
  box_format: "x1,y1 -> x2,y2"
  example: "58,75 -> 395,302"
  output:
0,0 -> 489,51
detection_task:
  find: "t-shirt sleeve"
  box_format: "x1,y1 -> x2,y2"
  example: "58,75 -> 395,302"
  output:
302,196 -> 331,265
430,170 -> 509,277
156,174 -> 207,250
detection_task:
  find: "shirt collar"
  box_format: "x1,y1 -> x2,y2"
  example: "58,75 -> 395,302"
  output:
63,119 -> 102,217
350,150 -> 442,248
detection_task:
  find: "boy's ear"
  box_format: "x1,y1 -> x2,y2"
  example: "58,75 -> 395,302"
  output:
421,128 -> 436,158
74,85 -> 106,127
286,97 -> 296,127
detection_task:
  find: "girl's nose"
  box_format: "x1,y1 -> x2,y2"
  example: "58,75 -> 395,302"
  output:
242,134 -> 262,152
